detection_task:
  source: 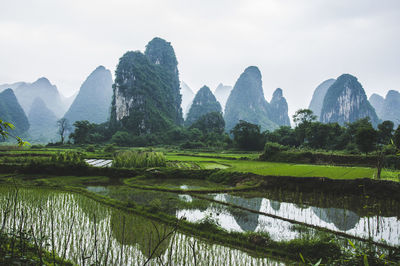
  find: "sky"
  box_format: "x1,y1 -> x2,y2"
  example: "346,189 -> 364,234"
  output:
1,0 -> 399,118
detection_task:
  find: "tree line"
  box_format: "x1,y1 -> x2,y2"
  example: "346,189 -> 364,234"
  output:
57,109 -> 400,154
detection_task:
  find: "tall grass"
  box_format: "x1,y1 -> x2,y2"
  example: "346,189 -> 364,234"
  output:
50,151 -> 85,164
113,151 -> 166,168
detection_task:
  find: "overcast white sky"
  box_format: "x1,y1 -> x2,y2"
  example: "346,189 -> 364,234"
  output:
1,0 -> 399,118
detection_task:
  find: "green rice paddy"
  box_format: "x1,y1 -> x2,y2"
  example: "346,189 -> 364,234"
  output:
165,154 -> 400,181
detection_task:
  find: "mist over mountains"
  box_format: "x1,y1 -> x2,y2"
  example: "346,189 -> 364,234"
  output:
1,37 -> 399,144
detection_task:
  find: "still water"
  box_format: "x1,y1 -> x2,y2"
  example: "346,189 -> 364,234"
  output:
0,187 -> 283,265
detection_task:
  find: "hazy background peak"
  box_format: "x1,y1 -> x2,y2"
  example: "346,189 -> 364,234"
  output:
1,0 -> 399,117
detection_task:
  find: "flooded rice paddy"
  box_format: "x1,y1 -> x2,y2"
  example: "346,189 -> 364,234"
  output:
0,187 -> 283,265
178,193 -> 400,246
86,184 -> 400,248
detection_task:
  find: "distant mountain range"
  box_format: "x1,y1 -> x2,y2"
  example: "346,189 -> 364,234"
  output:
0,66 -> 112,142
369,90 -> 400,127
1,36 -> 398,145
13,77 -> 66,118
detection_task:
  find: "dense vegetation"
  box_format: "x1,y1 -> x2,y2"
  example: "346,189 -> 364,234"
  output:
110,38 -> 183,136
264,110 -> 399,154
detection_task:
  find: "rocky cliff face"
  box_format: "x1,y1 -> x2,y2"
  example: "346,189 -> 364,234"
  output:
320,74 -> 379,126
269,88 -> 290,127
369,93 -> 385,118
309,79 -> 336,118
180,81 -> 195,118
110,37 -> 183,134
224,66 -> 277,131
214,83 -> 232,111
0,88 -> 29,136
381,90 -> 400,127
28,97 -> 58,142
64,66 -> 113,125
14,77 -> 65,118
185,85 -> 222,126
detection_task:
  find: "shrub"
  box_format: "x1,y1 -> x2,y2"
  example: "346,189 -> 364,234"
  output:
85,145 -> 95,152
383,144 -> 397,155
261,142 -> 289,160
345,143 -> 359,155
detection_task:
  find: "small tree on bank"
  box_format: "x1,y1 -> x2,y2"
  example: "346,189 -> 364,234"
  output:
57,118 -> 71,144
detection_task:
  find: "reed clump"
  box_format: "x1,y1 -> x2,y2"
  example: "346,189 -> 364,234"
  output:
113,150 -> 166,168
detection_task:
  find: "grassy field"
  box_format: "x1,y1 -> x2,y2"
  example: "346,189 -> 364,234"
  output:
2,145 -> 399,181
166,154 -> 400,181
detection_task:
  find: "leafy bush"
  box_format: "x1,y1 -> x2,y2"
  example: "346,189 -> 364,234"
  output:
383,144 -> 397,155
85,145 -> 95,152
113,150 -> 166,168
261,142 -> 289,160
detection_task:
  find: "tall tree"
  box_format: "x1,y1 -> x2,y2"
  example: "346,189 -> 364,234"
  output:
69,120 -> 95,144
355,125 -> 377,154
293,109 -> 317,145
377,120 -> 394,145
230,120 -> 265,150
